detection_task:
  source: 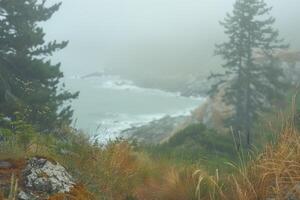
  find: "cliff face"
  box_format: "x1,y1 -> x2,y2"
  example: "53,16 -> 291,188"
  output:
122,115 -> 188,144
178,76 -> 214,97
122,91 -> 232,145
190,87 -> 233,131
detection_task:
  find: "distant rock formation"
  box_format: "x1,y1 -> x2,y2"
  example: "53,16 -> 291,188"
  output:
122,115 -> 188,144
189,87 -> 233,131
254,49 -> 300,84
81,71 -> 105,79
253,49 -> 300,64
121,87 -> 232,144
161,85 -> 234,143
179,77 -> 212,97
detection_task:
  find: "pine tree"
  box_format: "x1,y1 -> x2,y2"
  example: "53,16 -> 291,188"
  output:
210,0 -> 287,146
0,0 -> 78,132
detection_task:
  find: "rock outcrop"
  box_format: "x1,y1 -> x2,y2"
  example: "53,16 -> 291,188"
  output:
0,157 -> 89,200
20,157 -> 75,199
122,115 -> 188,144
190,89 -> 233,131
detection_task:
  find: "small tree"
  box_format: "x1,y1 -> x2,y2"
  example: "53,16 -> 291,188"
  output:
0,0 -> 78,132
210,0 -> 287,146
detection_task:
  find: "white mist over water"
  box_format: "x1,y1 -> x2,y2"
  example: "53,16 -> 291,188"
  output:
65,75 -> 204,141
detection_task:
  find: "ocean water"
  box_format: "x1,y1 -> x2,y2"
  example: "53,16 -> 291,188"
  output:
64,75 -> 203,140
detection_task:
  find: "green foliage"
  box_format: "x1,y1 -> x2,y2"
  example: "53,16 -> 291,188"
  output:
296,107 -> 300,131
167,124 -> 235,155
0,112 -> 67,160
0,113 -> 36,158
0,0 -> 78,132
210,0 -> 288,146
142,124 -> 239,172
287,88 -> 300,131
248,87 -> 300,152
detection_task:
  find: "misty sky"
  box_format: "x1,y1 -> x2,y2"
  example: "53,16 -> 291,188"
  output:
44,0 -> 300,79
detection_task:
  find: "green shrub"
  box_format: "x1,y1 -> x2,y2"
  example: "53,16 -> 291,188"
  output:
141,123 -> 239,172
167,124 -> 235,155
0,113 -> 35,155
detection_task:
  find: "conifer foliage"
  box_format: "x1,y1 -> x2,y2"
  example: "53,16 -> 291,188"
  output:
210,0 -> 287,146
0,0 -> 78,132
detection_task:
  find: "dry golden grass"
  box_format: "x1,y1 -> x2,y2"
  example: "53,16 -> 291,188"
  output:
134,166 -> 226,200
152,99 -> 300,200
224,120 -> 300,200
2,103 -> 300,200
55,138 -> 154,200
3,125 -> 300,200
48,184 -> 95,200
135,167 -> 197,200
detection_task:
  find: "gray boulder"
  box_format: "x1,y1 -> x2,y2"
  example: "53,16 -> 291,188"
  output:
20,157 -> 75,199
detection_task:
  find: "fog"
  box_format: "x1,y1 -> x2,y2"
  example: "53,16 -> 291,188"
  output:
44,0 -> 300,82
2,0 -> 300,196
